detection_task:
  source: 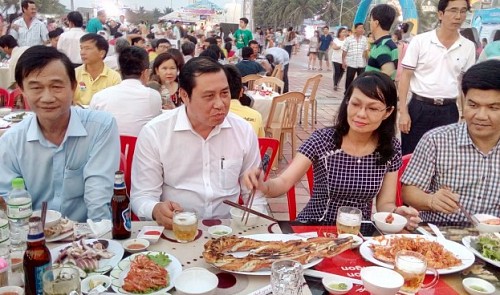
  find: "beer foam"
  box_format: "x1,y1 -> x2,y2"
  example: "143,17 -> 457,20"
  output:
174,212 -> 197,225
397,255 -> 426,273
338,214 -> 361,226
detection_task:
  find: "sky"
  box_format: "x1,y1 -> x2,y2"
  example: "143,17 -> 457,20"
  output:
59,0 -> 236,12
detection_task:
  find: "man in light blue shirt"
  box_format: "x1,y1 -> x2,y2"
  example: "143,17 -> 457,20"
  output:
0,46 -> 120,222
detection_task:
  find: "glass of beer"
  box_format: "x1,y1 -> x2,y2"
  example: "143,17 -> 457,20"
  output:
336,206 -> 362,235
271,260 -> 303,295
43,267 -> 81,295
394,250 -> 439,294
172,210 -> 198,243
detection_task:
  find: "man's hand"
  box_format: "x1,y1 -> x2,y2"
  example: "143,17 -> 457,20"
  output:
395,206 -> 421,230
342,61 -> 347,70
152,201 -> 183,229
430,188 -> 460,214
398,111 -> 412,134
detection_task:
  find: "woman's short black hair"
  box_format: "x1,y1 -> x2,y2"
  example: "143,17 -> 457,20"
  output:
333,72 -> 398,164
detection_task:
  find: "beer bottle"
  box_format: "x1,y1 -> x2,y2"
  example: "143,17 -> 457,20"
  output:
23,216 -> 51,295
112,171 -> 131,239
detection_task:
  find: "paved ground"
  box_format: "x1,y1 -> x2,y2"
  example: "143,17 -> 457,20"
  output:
265,45 -> 346,220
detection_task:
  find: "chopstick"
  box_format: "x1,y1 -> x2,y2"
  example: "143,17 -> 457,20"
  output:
41,201 -> 48,229
223,200 -> 278,222
242,163 -> 264,225
457,202 -> 480,227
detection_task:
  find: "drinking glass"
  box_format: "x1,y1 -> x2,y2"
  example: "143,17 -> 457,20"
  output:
394,250 -> 439,294
336,206 -> 362,235
271,260 -> 303,295
172,211 -> 198,243
43,267 -> 81,295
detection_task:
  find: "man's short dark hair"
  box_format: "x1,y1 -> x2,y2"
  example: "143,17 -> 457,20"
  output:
179,57 -> 228,99
205,37 -> 217,45
462,60 -> 500,96
131,36 -> 145,46
185,34 -> 197,45
15,46 -> 76,90
370,4 -> 396,31
21,0 -> 35,13
97,10 -> 106,16
240,17 -> 249,25
80,33 -> 109,57
67,11 -> 83,27
114,38 -> 130,55
48,27 -> 64,39
241,47 -> 253,59
119,46 -> 149,79
248,40 -> 259,47
438,0 -> 470,13
0,35 -> 18,49
323,26 -> 329,30
114,32 -> 123,39
224,64 -> 242,99
154,38 -> 170,50
181,41 -> 195,56
354,23 -> 364,29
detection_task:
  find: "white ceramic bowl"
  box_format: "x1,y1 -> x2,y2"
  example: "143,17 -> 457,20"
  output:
81,275 -> 111,294
230,207 -> 262,227
360,266 -> 404,295
0,108 -> 12,118
322,277 -> 353,295
462,277 -> 495,295
372,212 -> 407,234
32,210 -> 62,228
122,238 -> 150,253
337,233 -> 363,248
0,286 -> 24,295
137,225 -> 164,244
474,214 -> 500,233
174,267 -> 218,295
208,225 -> 232,238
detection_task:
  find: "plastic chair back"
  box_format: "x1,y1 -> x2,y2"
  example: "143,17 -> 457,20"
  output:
242,74 -> 262,90
254,76 -> 285,94
396,154 -> 412,206
265,92 -> 305,131
258,137 -> 279,180
287,166 -> 313,221
119,135 -> 138,194
9,88 -> 30,110
0,88 -> 10,107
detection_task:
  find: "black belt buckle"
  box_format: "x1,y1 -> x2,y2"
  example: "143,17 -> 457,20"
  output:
434,98 -> 444,105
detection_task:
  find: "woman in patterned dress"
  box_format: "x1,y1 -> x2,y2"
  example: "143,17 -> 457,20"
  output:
244,72 -> 420,228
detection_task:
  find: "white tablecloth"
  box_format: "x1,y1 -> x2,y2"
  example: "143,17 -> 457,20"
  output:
247,90 -> 282,125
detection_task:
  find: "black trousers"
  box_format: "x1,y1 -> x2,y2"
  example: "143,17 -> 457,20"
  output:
401,97 -> 459,155
284,45 -> 293,59
283,63 -> 289,93
344,66 -> 365,93
332,62 -> 345,87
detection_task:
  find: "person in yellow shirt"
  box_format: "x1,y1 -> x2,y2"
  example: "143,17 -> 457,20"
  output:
225,64 -> 265,137
74,33 -> 121,105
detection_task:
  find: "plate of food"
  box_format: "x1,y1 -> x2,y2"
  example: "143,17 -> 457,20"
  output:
110,251 -> 182,294
462,233 -> 500,268
203,233 -> 354,276
43,217 -> 75,242
359,234 -> 475,275
3,111 -> 33,122
51,239 -> 124,277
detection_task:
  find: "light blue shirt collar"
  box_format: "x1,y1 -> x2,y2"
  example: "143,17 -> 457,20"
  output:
26,108 -> 88,143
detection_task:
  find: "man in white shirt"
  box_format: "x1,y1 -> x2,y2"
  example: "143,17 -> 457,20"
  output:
0,35 -> 29,89
341,23 -> 369,93
57,11 -> 86,67
264,46 -> 290,92
131,57 -> 265,229
90,46 -> 161,137
9,0 -> 48,47
398,0 -> 476,155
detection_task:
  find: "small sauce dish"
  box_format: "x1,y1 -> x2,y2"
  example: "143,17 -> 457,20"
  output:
322,277 -> 353,294
137,225 -> 164,243
122,238 -> 150,253
208,225 -> 232,238
462,277 -> 495,295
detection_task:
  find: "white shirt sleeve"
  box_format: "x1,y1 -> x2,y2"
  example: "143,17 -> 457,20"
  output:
401,36 -> 420,69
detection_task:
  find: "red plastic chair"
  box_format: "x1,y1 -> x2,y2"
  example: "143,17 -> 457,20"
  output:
396,154 -> 412,207
286,166 -> 313,221
119,136 -> 138,221
258,137 -> 280,180
0,88 -> 10,107
9,88 -> 30,110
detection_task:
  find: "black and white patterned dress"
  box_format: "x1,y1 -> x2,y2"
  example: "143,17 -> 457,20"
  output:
297,128 -> 402,223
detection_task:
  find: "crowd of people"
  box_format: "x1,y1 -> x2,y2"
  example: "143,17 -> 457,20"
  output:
0,0 -> 499,231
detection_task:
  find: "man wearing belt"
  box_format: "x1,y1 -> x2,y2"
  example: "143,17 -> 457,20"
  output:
398,0 -> 475,155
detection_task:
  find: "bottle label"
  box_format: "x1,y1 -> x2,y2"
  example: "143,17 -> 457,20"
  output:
7,198 -> 32,219
0,219 -> 9,243
34,262 -> 51,295
122,205 -> 131,232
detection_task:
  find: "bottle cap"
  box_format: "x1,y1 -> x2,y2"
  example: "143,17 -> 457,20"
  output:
11,178 -> 25,189
0,257 -> 8,271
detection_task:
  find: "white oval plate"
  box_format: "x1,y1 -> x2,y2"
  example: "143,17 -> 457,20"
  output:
359,234 -> 475,275
462,236 -> 500,268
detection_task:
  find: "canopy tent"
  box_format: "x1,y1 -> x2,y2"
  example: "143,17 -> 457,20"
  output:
183,0 -> 224,15
159,11 -> 200,23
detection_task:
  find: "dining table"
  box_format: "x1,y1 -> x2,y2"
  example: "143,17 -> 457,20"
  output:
246,90 -> 282,126
42,218 -> 500,295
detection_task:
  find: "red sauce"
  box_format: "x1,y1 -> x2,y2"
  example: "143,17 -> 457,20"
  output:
144,230 -> 161,236
11,258 -> 22,265
127,243 -> 146,250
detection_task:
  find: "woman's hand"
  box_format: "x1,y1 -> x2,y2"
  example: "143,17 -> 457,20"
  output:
242,167 -> 267,194
395,206 -> 421,230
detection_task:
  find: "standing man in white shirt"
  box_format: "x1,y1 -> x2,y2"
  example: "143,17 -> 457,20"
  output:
265,46 -> 290,92
341,23 -> 369,93
90,46 -> 162,137
57,11 -> 86,68
131,57 -> 265,228
398,0 -> 476,155
9,0 -> 48,47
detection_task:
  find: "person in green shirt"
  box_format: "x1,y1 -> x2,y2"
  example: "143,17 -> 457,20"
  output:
86,10 -> 106,33
233,17 -> 253,49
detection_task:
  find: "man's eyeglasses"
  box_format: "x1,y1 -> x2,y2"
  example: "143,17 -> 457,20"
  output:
348,100 -> 393,116
444,8 -> 468,15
